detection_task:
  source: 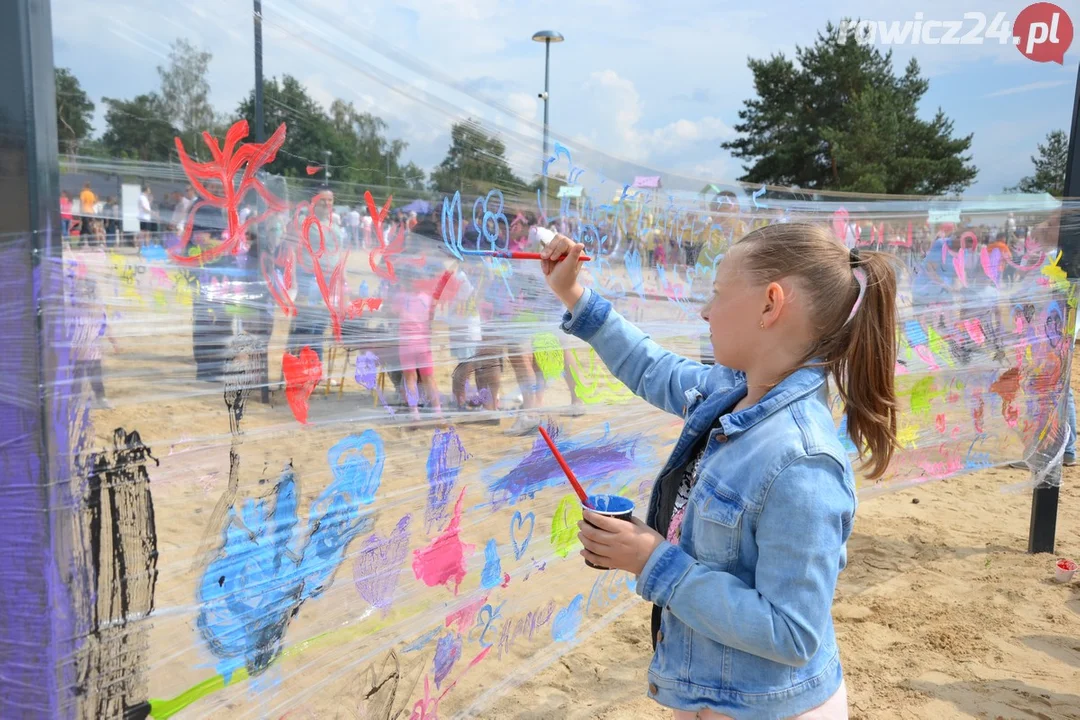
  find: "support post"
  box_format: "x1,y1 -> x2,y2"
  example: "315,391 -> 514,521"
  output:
1030,60 -> 1080,553
0,0 -> 78,715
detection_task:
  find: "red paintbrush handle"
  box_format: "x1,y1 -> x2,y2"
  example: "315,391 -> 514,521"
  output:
509,251 -> 592,262
537,426 -> 592,508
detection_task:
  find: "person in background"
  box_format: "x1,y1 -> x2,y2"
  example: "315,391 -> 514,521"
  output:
80,182 -> 97,222
361,207 -> 373,249
986,231 -> 1014,284
346,205 -> 361,248
138,185 -> 154,248
60,191 -> 73,237
1005,211 -> 1017,240
103,196 -> 120,248
392,261 -> 444,424
173,186 -> 195,235
72,278 -> 119,409
447,265 -> 500,422
286,191 -> 334,363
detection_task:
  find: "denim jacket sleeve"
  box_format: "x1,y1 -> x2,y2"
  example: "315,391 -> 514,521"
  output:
636,454 -> 854,667
561,288 -> 711,417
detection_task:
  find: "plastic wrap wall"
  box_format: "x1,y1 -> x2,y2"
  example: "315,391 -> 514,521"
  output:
9,3 -> 1080,717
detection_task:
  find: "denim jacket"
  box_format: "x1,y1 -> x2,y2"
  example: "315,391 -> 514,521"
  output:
562,289 -> 856,720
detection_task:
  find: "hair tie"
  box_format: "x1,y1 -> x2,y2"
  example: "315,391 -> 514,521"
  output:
845,267 -> 867,325
849,248 -> 860,266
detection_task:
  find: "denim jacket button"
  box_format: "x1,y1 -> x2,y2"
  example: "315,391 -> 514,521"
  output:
714,433 -> 728,443
656,630 -> 663,644
649,683 -> 658,695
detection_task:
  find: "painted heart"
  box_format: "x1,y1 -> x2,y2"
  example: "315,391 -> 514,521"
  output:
510,511 -> 535,561
549,495 -> 583,559
354,351 -> 379,390
551,594 -> 584,642
353,515 -> 411,614
282,346 -> 322,424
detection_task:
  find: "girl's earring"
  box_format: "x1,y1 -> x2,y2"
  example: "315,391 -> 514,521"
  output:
759,320 -> 765,329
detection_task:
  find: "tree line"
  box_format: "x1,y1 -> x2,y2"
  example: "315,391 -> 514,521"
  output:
54,24 -> 1069,198
54,38 -> 530,196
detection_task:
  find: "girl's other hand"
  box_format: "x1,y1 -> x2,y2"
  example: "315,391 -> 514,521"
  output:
540,233 -> 586,309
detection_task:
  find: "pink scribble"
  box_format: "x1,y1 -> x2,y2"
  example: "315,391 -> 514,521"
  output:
444,595 -> 488,634
412,487 -> 474,595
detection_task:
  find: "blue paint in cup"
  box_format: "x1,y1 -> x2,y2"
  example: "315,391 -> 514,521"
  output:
582,494 -> 635,569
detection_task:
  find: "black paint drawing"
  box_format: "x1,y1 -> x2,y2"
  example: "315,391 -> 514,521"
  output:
75,428 -> 159,719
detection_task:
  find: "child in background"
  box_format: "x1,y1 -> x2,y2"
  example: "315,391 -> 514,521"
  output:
392,262 -> 443,422
542,222 -> 897,719
72,278 -> 119,409
447,266 -> 494,413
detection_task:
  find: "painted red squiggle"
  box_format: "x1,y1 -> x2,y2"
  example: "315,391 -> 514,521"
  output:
170,120 -> 287,265
293,191 -> 383,341
365,190 -> 405,282
262,243 -> 298,318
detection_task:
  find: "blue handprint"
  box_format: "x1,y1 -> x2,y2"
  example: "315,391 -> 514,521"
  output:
197,430 -> 384,681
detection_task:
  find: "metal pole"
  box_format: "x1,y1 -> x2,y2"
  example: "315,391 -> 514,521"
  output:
1031,61 -> 1080,553
541,38 -> 551,221
253,0 -> 264,142
0,0 -> 78,714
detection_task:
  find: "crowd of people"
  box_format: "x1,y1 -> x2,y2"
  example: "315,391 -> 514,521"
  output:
71,177 -> 1060,439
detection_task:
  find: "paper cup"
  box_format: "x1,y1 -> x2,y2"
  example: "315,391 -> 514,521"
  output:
582,494 -> 635,570
1055,558 -> 1077,583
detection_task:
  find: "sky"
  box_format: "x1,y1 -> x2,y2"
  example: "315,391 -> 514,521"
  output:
51,0 -> 1080,196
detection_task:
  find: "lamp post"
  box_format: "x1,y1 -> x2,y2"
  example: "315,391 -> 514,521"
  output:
532,30 -> 564,222
324,150 -> 332,185
253,0 -> 264,142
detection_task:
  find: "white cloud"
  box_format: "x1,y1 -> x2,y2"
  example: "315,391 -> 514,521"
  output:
984,79 -> 1070,98
581,70 -> 734,164
506,93 -> 539,122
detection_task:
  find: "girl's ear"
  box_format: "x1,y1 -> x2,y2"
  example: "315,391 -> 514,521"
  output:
761,281 -> 786,328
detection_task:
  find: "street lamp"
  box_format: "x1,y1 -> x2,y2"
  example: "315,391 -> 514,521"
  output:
253,0 -> 264,142
324,150 -> 332,184
532,30 -> 564,222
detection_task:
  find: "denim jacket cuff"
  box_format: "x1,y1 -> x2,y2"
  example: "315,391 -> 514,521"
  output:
560,288 -> 611,341
636,540 -> 695,607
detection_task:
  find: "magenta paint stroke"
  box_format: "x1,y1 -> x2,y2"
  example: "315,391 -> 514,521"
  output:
484,422 -> 646,508
353,515 -> 412,615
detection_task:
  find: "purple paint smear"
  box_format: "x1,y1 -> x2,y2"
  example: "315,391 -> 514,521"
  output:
432,632 -> 462,688
1,237 -> 79,718
485,423 -> 643,507
353,515 -> 412,614
426,428 -> 469,533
